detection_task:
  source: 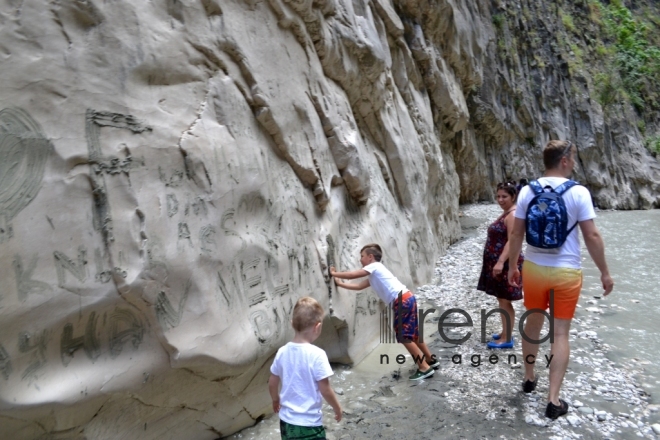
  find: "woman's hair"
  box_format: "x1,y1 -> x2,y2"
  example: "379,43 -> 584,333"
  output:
496,181 -> 518,201
543,140 -> 573,169
360,243 -> 382,262
292,297 -> 324,331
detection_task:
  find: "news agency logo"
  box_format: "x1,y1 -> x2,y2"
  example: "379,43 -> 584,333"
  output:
380,290 -> 557,345
380,304 -> 396,343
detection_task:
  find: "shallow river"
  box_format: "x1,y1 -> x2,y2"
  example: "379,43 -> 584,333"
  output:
581,209 -> 660,402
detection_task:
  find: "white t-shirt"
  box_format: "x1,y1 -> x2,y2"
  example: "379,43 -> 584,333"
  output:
363,262 -> 407,305
514,177 -> 596,269
270,342 -> 334,427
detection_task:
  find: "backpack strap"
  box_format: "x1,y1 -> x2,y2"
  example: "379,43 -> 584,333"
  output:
556,180 -> 580,235
554,180 -> 578,195
528,180 -> 544,195
566,221 -> 578,236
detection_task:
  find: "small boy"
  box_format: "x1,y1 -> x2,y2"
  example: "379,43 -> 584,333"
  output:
330,243 -> 439,380
269,297 -> 342,440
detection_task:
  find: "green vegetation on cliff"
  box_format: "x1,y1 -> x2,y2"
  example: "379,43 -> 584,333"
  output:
646,135 -> 660,154
491,0 -> 660,154
591,0 -> 660,114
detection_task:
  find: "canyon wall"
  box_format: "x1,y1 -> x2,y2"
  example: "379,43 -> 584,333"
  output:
0,0 -> 657,438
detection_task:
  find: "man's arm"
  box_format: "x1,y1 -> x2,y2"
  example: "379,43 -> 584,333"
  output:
318,378 -> 342,422
579,219 -> 614,296
329,267 -> 369,279
334,278 -> 370,291
268,374 -> 281,413
507,217 -> 525,287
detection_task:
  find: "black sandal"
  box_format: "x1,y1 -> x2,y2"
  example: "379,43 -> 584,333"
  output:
545,399 -> 569,419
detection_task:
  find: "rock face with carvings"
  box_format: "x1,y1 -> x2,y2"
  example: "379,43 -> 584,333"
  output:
0,1 -> 460,438
0,0 -> 658,439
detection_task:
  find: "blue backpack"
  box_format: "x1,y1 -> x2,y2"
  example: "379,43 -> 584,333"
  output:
525,180 -> 578,249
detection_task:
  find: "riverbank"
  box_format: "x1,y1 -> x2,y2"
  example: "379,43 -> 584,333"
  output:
228,204 -> 659,439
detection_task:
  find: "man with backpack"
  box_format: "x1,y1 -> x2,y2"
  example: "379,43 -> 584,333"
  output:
506,140 -> 614,420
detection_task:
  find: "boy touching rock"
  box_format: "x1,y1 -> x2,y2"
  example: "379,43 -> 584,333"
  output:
330,244 -> 439,380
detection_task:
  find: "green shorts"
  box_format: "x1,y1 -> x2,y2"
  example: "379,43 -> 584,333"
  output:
280,420 -> 326,440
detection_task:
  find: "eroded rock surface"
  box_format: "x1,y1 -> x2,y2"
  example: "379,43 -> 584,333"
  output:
0,0 -> 658,439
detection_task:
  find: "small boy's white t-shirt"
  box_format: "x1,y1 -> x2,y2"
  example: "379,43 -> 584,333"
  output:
514,176 -> 596,269
362,262 -> 407,305
270,342 -> 334,427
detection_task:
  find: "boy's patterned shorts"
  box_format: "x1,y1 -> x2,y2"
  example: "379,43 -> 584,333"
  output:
392,291 -> 419,343
280,420 -> 326,440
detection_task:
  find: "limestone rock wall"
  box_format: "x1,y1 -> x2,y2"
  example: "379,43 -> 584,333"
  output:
1,0 -> 658,439
0,0 -> 463,438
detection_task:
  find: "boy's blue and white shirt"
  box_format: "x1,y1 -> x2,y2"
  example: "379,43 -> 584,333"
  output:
270,342 -> 333,426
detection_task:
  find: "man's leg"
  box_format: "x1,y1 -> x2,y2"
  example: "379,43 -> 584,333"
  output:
543,265 -> 582,405
548,318 -> 572,405
520,261 -> 550,383
522,313 -> 544,382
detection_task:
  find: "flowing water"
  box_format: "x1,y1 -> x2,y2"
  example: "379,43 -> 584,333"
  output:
581,209 -> 660,404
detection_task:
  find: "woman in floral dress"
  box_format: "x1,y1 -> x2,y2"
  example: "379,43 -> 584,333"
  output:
477,182 -> 524,349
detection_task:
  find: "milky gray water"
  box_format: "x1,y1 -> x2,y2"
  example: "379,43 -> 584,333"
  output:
581,209 -> 660,403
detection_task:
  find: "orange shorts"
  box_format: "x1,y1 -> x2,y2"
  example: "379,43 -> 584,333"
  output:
522,260 -> 583,320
